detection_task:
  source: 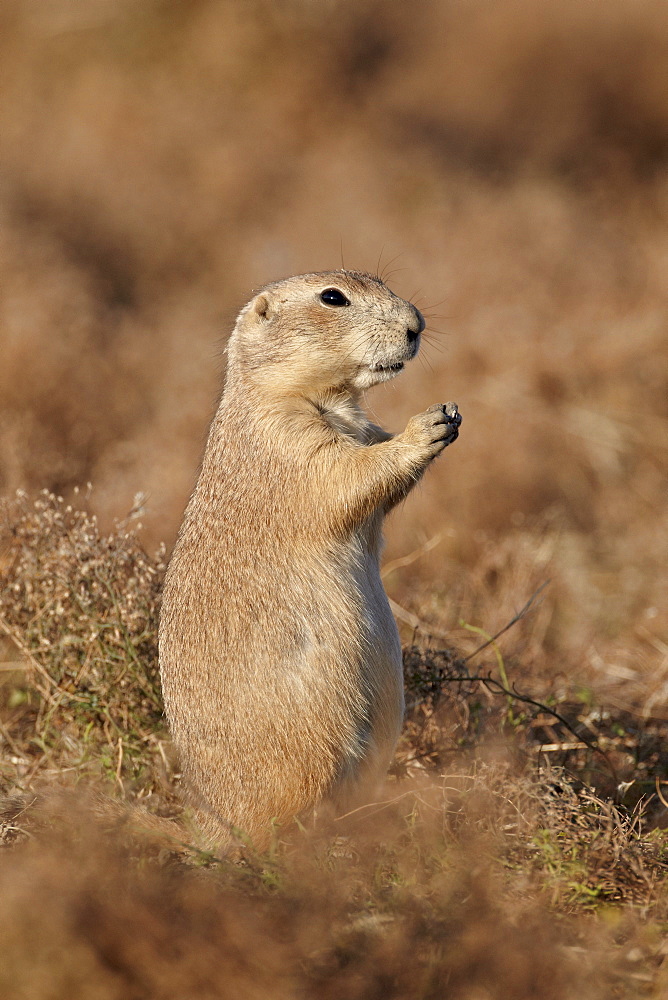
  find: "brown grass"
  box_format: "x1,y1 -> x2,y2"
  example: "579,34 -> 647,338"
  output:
1,0 -> 667,995
1,493 -> 667,998
0,491 -> 171,812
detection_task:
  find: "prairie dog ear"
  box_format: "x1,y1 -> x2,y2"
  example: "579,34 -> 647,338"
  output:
252,292 -> 272,321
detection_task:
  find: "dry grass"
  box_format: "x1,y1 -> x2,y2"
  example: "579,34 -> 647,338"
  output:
1,493 -> 667,998
0,491 -> 172,814
1,0 -> 667,995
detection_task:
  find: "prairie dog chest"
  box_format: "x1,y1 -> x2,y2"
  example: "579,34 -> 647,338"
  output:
318,396 -> 376,445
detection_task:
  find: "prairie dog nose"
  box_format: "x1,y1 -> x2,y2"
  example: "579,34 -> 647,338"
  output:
407,306 -> 425,345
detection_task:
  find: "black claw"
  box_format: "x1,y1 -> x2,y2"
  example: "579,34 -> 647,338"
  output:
442,403 -> 461,428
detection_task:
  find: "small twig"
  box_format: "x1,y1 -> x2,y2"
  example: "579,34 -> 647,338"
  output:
388,598 -> 451,641
395,582 -> 550,664
531,742 -> 589,753
407,638 -> 618,776
464,581 -> 550,663
445,669 -> 617,780
334,787 -> 438,822
656,777 -> 668,811
0,716 -> 25,758
381,531 -> 445,579
115,736 -> 124,794
464,672 -> 597,750
0,613 -> 58,702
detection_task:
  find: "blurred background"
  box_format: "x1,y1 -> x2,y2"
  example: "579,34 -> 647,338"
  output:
1,0 -> 666,705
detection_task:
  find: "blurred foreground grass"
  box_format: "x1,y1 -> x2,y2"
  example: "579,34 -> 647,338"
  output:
0,492 -> 666,999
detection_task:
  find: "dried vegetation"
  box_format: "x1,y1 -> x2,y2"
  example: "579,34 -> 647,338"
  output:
1,493 -> 667,998
1,0 -> 667,996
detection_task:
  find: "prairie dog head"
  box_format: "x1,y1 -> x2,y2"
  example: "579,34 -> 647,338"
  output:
227,270 -> 425,396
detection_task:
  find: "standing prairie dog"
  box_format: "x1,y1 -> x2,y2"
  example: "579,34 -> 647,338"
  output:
159,270 -> 461,850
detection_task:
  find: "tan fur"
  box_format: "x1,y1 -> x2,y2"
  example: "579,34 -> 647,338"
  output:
158,270 -> 461,850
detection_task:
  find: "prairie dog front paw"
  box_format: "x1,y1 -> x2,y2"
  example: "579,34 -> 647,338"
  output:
404,402 -> 461,459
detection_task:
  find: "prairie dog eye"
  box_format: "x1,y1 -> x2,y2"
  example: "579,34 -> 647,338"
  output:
320,288 -> 350,307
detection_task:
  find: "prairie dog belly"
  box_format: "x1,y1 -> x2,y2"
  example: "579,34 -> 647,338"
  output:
321,532 -> 405,789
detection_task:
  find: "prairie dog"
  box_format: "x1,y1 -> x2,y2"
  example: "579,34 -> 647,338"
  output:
158,270 -> 461,850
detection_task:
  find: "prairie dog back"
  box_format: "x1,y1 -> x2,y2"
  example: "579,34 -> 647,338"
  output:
158,270 -> 461,850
